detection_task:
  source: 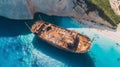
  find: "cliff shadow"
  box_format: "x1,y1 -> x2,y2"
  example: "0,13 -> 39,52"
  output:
34,13 -> 86,28
34,13 -> 117,32
32,36 -> 95,67
0,13 -> 84,37
0,16 -> 33,37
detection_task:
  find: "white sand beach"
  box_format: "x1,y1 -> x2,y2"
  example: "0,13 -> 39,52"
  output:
77,19 -> 120,43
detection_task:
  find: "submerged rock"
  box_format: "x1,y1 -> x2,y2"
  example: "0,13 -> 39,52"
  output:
0,0 -> 87,19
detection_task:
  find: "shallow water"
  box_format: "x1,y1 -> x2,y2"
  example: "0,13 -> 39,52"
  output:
0,14 -> 120,67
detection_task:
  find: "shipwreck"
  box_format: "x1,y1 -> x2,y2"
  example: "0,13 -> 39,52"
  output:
31,21 -> 92,53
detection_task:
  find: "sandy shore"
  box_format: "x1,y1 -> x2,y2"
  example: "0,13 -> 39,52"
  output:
77,19 -> 120,43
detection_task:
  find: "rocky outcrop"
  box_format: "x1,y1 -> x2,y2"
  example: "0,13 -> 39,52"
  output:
109,0 -> 120,15
0,0 -> 87,19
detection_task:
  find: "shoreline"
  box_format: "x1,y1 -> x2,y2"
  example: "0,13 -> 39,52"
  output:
76,19 -> 120,43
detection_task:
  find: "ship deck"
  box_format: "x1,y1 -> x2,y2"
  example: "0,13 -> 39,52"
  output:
31,21 -> 92,53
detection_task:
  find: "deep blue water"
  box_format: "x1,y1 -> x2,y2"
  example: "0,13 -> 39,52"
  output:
0,13 -> 120,67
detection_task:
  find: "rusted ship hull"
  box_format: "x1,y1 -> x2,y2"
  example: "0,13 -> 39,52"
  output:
31,21 -> 92,53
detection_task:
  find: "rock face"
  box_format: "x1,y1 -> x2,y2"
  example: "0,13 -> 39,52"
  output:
109,0 -> 120,15
0,0 -> 32,19
0,0 -> 87,19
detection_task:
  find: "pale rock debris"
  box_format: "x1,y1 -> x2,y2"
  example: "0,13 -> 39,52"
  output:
109,0 -> 120,15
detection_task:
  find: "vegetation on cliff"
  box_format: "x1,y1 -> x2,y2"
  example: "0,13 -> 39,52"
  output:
86,0 -> 120,26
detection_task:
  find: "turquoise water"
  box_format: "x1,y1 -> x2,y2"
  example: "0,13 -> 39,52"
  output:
0,13 -> 120,67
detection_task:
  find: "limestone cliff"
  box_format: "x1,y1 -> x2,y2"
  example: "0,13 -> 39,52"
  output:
0,0 -> 117,28
0,0 -> 87,19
